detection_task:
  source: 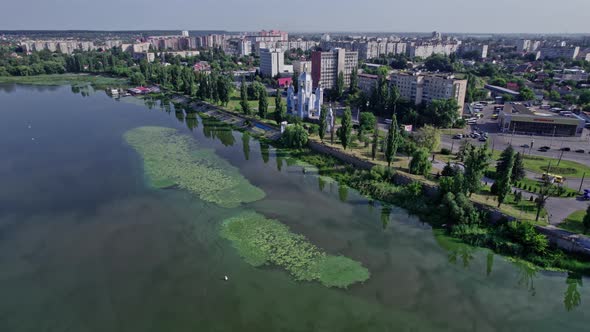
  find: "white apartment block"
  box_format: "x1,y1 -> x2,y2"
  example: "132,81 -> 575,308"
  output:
407,42 -> 460,58
259,48 -> 285,78
311,48 -> 359,89
20,40 -> 97,54
390,73 -> 467,114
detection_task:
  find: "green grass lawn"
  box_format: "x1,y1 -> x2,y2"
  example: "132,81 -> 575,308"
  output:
512,176 -> 578,197
0,74 -> 128,88
490,150 -> 590,178
559,210 -> 588,234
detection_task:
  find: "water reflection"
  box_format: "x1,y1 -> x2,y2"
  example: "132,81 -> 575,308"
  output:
259,142 -> 269,164
186,113 -> 198,131
338,184 -> 348,202
515,261 -> 537,296
380,205 -> 391,230
486,252 -> 494,277
564,272 -> 583,311
201,118 -> 236,146
318,176 -> 326,192
448,246 -> 475,268
241,132 -> 250,160
175,109 -> 185,124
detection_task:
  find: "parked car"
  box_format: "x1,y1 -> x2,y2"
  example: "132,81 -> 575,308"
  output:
560,147 -> 571,151
540,146 -> 550,150
453,134 -> 463,139
538,147 -> 549,152
479,137 -> 487,142
521,144 -> 530,148
575,149 -> 585,153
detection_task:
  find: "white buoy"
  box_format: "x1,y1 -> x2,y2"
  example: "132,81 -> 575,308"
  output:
224,275 -> 229,281
31,138 -> 35,141
28,125 -> 31,129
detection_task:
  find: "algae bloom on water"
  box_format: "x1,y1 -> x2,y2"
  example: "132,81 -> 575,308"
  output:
220,211 -> 370,288
124,126 -> 265,208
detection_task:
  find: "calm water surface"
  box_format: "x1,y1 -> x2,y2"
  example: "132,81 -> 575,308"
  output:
0,84 -> 588,331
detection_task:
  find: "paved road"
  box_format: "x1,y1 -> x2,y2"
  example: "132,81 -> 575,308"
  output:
545,197 -> 590,225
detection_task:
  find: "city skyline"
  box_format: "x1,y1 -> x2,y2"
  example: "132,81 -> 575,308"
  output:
2,0 -> 589,34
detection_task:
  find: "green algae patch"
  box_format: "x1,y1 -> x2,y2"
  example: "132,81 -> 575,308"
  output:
220,211 -> 370,288
124,126 -> 265,208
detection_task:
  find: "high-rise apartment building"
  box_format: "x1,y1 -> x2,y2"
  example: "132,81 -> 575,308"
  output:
311,48 -> 358,89
390,73 -> 467,114
259,48 -> 285,77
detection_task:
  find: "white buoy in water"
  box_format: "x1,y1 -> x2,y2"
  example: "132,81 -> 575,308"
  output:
224,275 -> 229,281
28,125 -> 31,129
31,138 -> 35,141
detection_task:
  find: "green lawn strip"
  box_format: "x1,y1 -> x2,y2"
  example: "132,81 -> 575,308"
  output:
124,126 -> 265,208
490,150 -> 590,178
220,211 -> 370,288
559,210 -> 588,234
0,74 -> 128,88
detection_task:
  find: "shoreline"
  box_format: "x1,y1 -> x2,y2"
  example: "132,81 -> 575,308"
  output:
6,74 -> 590,275
165,93 -> 590,273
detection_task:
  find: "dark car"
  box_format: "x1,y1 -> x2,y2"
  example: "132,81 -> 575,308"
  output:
575,149 -> 585,153
540,146 -> 550,150
538,147 -> 549,152
560,147 -> 571,151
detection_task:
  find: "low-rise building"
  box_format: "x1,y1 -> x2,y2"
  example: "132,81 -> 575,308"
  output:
499,103 -> 585,137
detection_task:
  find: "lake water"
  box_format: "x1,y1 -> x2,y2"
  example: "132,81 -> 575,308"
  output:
0,83 -> 588,332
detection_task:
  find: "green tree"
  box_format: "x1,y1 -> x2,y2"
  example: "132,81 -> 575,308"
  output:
385,114 -> 400,168
409,148 -> 432,176
424,54 -> 453,72
512,152 -> 526,182
258,88 -> 268,119
579,90 -> 590,105
336,71 -> 345,99
280,124 -> 308,148
371,120 -> 379,160
359,112 -> 376,132
496,147 -> 515,207
319,105 -> 328,141
535,166 -> 559,221
426,98 -> 459,128
240,79 -> 250,115
413,125 -> 440,152
464,144 -> 491,196
519,87 -> 535,101
338,108 -> 353,149
583,205 -> 590,234
130,72 -> 146,86
349,67 -> 358,93
274,89 -> 285,125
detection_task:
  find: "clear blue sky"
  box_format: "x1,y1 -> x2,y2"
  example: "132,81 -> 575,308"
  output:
2,0 -> 589,33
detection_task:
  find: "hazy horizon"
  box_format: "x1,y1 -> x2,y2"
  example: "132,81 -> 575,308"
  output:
2,0 -> 589,34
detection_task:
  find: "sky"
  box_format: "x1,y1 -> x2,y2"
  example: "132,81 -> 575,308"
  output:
1,0 -> 589,34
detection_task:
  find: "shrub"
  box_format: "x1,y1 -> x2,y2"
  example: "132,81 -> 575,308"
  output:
409,148 -> 432,176
280,124 -> 309,149
440,148 -> 452,155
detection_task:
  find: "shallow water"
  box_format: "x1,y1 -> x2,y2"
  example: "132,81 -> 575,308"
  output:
0,84 -> 588,331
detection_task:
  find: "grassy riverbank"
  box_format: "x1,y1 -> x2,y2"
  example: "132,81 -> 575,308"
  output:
0,74 -> 128,88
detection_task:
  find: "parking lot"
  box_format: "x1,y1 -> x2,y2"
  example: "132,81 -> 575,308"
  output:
442,103 -> 590,167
